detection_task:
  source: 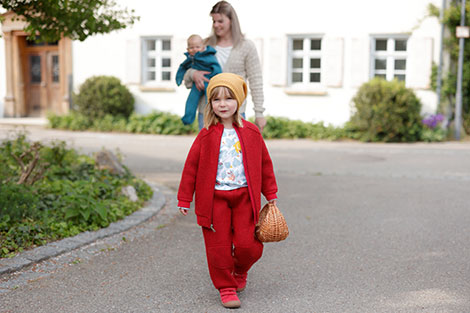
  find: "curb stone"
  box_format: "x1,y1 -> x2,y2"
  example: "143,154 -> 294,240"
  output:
0,181 -> 166,276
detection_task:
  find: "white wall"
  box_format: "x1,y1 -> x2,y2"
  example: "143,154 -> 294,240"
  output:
2,0 -> 442,123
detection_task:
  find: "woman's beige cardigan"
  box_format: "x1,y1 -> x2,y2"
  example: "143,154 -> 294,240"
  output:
183,39 -> 265,118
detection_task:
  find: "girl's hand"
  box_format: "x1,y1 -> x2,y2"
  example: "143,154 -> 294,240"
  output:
192,70 -> 211,91
269,199 -> 277,206
179,208 -> 189,216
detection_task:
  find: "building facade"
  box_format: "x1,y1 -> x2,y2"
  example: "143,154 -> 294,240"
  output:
1,0 -> 443,126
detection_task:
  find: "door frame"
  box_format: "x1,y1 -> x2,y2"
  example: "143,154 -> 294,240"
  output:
1,11 -> 73,117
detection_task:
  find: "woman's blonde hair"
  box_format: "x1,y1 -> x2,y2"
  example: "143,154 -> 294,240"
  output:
204,86 -> 243,129
205,1 -> 244,47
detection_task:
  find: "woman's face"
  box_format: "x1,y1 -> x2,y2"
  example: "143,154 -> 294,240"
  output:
211,13 -> 231,39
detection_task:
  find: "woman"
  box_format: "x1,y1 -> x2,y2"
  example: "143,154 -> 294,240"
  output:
184,1 -> 267,131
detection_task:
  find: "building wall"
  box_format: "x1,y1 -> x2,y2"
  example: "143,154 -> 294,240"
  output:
2,0 -> 443,124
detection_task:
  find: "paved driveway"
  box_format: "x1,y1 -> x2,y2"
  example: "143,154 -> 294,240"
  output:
1,125 -> 470,312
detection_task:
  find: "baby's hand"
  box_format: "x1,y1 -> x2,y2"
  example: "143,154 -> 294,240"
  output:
179,208 -> 189,216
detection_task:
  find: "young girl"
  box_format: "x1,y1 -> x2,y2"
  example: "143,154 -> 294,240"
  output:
177,73 -> 278,309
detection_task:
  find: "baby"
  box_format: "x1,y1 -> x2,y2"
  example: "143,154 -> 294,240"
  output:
176,34 -> 222,125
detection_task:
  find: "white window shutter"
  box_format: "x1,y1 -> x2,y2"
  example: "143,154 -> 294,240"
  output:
406,37 -> 433,89
269,37 -> 287,87
350,37 -> 370,88
321,37 -> 344,88
125,38 -> 141,84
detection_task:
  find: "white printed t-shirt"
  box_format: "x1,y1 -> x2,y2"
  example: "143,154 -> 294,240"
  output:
215,128 -> 248,190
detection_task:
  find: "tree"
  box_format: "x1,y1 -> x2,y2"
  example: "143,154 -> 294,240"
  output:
0,0 -> 139,42
429,1 -> 470,134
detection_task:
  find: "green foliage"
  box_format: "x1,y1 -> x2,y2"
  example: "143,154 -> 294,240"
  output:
421,127 -> 448,142
428,1 -> 470,134
349,78 -> 423,142
125,112 -> 198,134
49,109 -> 446,142
48,111 -> 198,135
0,0 -> 139,43
261,116 -> 349,141
0,183 -> 41,222
47,111 -> 92,130
0,133 -> 152,258
73,76 -> 135,120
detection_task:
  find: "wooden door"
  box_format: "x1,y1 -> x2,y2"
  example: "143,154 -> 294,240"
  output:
22,39 -> 60,116
46,51 -> 61,112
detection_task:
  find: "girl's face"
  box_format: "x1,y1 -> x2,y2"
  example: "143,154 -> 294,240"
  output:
211,87 -> 238,126
211,13 -> 231,39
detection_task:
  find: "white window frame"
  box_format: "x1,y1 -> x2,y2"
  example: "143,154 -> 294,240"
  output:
370,35 -> 409,82
141,36 -> 172,86
287,35 -> 323,86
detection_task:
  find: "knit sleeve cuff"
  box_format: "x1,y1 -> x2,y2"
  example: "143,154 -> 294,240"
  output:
253,105 -> 265,118
265,193 -> 277,201
178,200 -> 191,208
254,111 -> 265,118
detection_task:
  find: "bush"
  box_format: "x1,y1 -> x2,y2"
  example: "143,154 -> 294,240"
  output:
262,116 -> 348,140
349,78 -> 423,142
73,76 -> 135,119
0,133 -> 153,258
48,111 -> 197,135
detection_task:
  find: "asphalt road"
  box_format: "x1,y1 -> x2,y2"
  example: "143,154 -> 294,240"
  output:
1,125 -> 470,313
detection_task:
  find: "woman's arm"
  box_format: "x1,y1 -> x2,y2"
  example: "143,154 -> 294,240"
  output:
244,40 -> 266,130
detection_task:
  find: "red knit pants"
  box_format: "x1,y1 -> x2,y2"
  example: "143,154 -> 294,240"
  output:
202,187 -> 263,290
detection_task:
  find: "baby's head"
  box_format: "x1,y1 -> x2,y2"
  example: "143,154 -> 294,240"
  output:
187,34 -> 205,56
204,73 -> 247,129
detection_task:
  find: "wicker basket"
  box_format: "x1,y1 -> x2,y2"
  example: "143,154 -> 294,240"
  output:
255,202 -> 289,242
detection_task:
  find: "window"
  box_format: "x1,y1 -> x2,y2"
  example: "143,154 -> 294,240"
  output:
288,36 -> 322,85
371,36 -> 408,82
142,37 -> 172,84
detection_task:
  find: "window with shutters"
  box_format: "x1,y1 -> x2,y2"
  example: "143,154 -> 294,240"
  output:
287,36 -> 323,86
371,36 -> 408,82
141,37 -> 172,85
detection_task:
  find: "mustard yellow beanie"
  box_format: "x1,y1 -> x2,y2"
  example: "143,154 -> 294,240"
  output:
206,73 -> 247,108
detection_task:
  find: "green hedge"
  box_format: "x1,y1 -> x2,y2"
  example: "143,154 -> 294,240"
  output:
48,108 -> 447,142
261,116 -> 350,140
48,111 -> 349,140
48,111 -> 198,135
0,133 -> 153,258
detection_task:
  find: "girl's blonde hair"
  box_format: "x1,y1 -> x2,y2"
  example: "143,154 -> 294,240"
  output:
204,86 -> 243,129
205,1 -> 244,47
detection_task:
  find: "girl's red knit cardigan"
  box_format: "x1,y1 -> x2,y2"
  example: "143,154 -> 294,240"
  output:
177,121 -> 278,229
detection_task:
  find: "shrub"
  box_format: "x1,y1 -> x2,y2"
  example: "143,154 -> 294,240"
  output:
421,113 -> 448,142
0,183 -> 41,222
48,111 -> 197,135
0,133 -> 153,258
260,116 -> 352,140
73,75 -> 135,119
349,78 -> 423,142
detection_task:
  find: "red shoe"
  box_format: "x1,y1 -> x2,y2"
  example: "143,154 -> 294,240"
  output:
219,288 -> 241,308
234,272 -> 247,292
